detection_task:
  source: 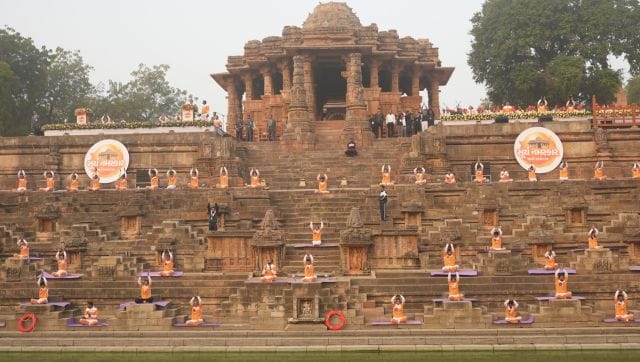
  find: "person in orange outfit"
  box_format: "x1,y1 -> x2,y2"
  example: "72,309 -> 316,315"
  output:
67,173 -> 79,192
380,165 -> 394,186
248,168 -> 261,188
14,170 -> 28,192
554,269 -> 572,299
79,301 -> 99,325
261,260 -> 277,282
593,161 -> 607,180
632,162 -> 640,179
504,299 -> 522,323
116,172 -> 127,191
390,294 -> 407,324
148,169 -> 159,190
166,169 -> 177,190
88,168 -> 101,191
302,254 -> 317,282
442,243 -> 458,273
614,290 -> 634,322
414,167 -> 427,186
219,167 -> 229,188
30,274 -> 48,304
499,167 -> 513,182
159,250 -> 174,276
186,296 -> 204,326
444,170 -> 456,184
559,160 -> 569,181
537,97 -> 548,113
474,160 -> 486,184
188,167 -> 199,189
528,165 -> 537,182
448,272 -> 464,301
588,226 -> 602,249
39,171 -> 55,192
135,274 -> 153,304
490,225 -> 505,251
13,237 -> 29,259
310,221 -> 324,246
544,248 -> 558,270
315,174 -> 329,194
51,250 -> 68,277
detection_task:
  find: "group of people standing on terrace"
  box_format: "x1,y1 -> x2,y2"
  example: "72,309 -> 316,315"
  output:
368,107 -> 436,138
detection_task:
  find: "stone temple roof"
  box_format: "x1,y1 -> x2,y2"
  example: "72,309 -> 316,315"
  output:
302,2 -> 362,30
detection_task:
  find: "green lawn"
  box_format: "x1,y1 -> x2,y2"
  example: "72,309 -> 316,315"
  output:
0,351 -> 638,362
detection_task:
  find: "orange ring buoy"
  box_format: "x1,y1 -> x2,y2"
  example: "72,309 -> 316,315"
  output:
18,313 -> 36,333
324,310 -> 346,331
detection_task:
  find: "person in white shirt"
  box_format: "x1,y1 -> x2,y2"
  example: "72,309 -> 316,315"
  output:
385,112 -> 396,138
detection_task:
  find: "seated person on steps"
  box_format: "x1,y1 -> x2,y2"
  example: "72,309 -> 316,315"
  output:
51,250 -> 68,277
67,172 -> 79,192
261,260 -> 277,282
588,226 -> 602,249
116,171 -> 127,191
159,250 -> 174,276
345,140 -> 357,157
13,237 -> 29,259
448,272 -> 464,301
248,168 -> 261,188
219,167 -> 229,188
504,299 -> 522,323
593,160 -> 607,180
30,273 -> 48,304
302,254 -> 317,282
310,221 -> 323,246
499,167 -> 513,182
186,295 -> 204,326
490,225 -> 506,251
135,274 -> 153,304
166,169 -> 177,190
442,242 -> 458,273
14,170 -> 28,192
188,167 -> 199,189
79,301 -> 99,325
554,269 -> 572,299
444,170 -> 456,184
147,169 -> 159,190
414,167 -> 427,185
633,162 -> 640,179
528,165 -> 537,182
391,294 -> 407,324
614,290 -> 634,322
315,174 -> 329,194
380,165 -> 394,186
39,171 -> 55,192
544,247 -> 558,270
88,168 -> 101,191
474,159 -> 486,184
559,160 -> 569,181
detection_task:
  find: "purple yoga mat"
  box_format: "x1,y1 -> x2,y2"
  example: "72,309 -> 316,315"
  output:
28,257 -> 44,261
493,315 -> 534,325
119,300 -> 170,311
138,271 -> 184,277
432,298 -> 478,303
245,278 -> 293,284
603,318 -> 640,323
430,269 -> 478,277
291,243 -> 339,248
290,278 -> 337,284
0,322 -> 5,328
370,320 -> 422,326
66,318 -> 108,327
570,248 -> 585,253
527,269 -> 576,275
42,271 -> 82,279
20,302 -> 69,308
629,266 -> 640,272
173,322 -> 222,327
536,296 -> 585,301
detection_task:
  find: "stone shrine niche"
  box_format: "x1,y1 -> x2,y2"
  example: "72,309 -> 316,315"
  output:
566,208 -> 586,226
629,242 -> 640,261
339,208 -> 372,274
531,244 -> 552,264
121,215 -> 140,237
207,234 -> 254,272
251,210 -> 286,273
36,204 -> 60,234
482,209 -> 497,227
38,218 -> 57,233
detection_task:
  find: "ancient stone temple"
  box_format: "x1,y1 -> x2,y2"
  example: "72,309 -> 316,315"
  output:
211,2 -> 453,146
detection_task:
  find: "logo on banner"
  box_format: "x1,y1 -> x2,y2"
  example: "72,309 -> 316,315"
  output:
84,139 -> 129,183
514,127 -> 563,173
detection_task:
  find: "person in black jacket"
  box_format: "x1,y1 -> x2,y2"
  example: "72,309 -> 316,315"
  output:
207,203 -> 219,231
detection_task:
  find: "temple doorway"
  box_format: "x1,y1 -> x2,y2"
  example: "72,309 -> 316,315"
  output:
315,56 -> 346,121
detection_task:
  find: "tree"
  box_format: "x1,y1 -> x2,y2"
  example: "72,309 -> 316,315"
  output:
584,68 -> 622,105
626,76 -> 640,105
469,0 -> 637,106
43,48 -> 95,123
0,61 -> 19,134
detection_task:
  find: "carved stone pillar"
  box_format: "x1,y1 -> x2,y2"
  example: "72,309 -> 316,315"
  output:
370,58 -> 380,89
243,73 -> 253,101
342,52 -> 373,147
303,54 -> 316,120
391,62 -> 401,93
411,66 -> 421,96
428,80 -> 441,119
261,68 -> 273,96
280,61 -> 292,92
282,55 -> 314,148
226,77 -> 240,132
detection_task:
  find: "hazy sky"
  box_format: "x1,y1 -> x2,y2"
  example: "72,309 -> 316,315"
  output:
1,0 -> 488,114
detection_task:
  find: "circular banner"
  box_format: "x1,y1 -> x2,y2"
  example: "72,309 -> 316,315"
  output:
514,127 -> 563,173
84,139 -> 129,183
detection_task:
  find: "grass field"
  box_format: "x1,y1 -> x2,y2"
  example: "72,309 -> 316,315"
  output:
1,350 -> 639,362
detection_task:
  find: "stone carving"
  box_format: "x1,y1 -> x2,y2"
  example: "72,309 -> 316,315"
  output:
340,208 -> 371,245
252,210 -> 284,246
5,266 -> 21,281
302,2 -> 362,29
593,259 -> 612,273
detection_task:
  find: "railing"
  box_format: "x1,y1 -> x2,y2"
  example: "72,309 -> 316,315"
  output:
592,96 -> 639,128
